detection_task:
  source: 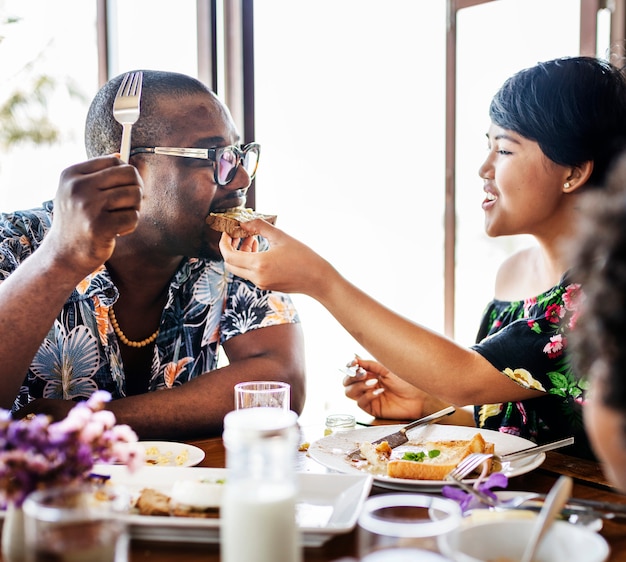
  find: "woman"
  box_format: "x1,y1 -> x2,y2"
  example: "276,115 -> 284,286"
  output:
221,56 -> 626,458
570,153 -> 626,487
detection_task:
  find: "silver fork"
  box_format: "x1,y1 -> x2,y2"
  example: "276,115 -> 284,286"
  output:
113,71 -> 143,163
446,453 -> 537,509
446,453 -> 494,482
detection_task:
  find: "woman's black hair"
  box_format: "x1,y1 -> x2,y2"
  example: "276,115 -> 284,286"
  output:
490,56 -> 626,186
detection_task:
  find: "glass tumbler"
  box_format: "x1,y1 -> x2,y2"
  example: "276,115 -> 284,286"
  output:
23,483 -> 129,562
234,380 -> 291,410
358,493 -> 462,561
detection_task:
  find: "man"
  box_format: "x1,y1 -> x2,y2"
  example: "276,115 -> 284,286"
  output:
0,70 -> 305,439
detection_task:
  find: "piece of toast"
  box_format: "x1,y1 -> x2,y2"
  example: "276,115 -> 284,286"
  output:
135,487 -> 221,519
206,207 -> 277,238
386,433 -> 494,481
136,488 -> 171,516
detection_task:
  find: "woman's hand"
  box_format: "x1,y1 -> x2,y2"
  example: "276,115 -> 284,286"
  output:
219,219 -> 335,297
343,357 -> 475,425
342,357 -> 434,420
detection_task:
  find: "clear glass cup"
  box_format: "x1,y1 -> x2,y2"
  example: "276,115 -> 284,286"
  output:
234,381 -> 290,411
358,493 -> 462,561
22,483 -> 129,562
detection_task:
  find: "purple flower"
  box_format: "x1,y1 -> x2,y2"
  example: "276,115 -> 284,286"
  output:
442,472 -> 509,513
0,391 -> 144,507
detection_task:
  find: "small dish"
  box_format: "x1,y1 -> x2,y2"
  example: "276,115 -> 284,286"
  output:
463,491 -> 603,532
140,441 -> 205,467
438,518 -> 609,562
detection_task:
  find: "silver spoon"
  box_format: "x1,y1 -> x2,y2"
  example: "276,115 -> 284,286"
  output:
520,475 -> 573,562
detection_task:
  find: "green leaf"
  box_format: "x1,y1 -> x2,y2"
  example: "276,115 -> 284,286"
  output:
402,451 -> 427,462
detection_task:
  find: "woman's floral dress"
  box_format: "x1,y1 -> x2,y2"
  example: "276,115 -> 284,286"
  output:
471,273 -> 592,458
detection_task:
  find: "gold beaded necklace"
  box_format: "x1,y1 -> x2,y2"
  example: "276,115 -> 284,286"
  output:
108,307 -> 159,348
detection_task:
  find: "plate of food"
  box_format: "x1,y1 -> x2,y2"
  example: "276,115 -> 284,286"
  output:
140,441 -> 205,467
307,424 -> 546,491
90,465 -> 372,547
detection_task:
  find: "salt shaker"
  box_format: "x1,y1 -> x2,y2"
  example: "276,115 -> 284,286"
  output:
221,407 -> 302,562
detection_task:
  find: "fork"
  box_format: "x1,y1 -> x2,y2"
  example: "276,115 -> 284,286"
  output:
446,453 -> 494,483
445,453 -> 500,507
113,71 -> 143,163
446,453 -> 538,509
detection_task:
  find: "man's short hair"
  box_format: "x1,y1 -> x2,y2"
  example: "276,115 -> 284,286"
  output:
84,70 -> 215,158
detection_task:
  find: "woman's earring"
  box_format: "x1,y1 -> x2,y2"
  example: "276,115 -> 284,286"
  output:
563,182 -> 571,190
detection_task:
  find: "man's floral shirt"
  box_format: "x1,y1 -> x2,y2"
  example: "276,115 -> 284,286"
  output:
0,202 -> 300,411
471,273 -> 592,458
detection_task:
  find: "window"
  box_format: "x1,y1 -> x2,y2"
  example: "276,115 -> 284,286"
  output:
0,0 -> 98,210
253,0 -> 586,421
453,0 -> 581,346
106,0 -> 198,77
254,1 -> 447,420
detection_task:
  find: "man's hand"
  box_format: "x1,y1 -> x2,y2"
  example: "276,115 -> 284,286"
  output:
45,155 -> 143,274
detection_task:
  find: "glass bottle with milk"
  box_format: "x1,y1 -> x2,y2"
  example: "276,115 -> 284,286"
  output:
221,407 -> 302,562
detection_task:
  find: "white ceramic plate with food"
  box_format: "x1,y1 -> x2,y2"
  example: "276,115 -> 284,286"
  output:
307,424 -> 545,491
91,465 -> 373,547
140,441 -> 205,467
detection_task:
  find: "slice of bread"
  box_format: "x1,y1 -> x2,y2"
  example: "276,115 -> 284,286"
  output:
386,433 -> 494,481
206,207 -> 277,238
135,486 -> 221,519
136,488 -> 171,516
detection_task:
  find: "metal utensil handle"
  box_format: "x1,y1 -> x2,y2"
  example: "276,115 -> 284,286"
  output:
499,436 -> 575,461
402,406 -> 456,433
520,475 -> 573,562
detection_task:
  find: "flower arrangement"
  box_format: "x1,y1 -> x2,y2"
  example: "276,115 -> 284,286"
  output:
0,390 -> 144,507
442,471 -> 509,513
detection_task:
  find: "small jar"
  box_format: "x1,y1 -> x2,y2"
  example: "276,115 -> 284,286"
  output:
221,407 -> 302,562
325,413 -> 356,435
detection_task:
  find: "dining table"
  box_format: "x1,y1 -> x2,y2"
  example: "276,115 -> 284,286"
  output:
0,420 -> 611,562
107,421 -> 626,562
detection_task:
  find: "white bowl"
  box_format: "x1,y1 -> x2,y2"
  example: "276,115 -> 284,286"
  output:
437,518 -> 609,562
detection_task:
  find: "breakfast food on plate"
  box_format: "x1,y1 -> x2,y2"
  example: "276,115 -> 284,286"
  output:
169,479 -> 224,517
357,432 -> 494,481
136,488 -> 171,516
144,444 -> 189,466
206,207 -> 277,238
134,479 -> 225,518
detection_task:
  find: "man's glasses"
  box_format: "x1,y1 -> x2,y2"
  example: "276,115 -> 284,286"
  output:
129,143 -> 260,186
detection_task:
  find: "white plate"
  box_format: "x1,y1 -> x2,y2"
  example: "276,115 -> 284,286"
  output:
308,424 -> 546,491
140,441 -> 205,467
92,465 -> 373,547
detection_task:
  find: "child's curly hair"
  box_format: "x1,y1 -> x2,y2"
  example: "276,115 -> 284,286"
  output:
571,152 -> 626,411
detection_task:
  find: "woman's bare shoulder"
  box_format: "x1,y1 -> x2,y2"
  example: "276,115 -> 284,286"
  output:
494,247 -> 539,300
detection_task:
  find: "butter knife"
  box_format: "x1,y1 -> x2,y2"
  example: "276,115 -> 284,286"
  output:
495,436 -> 575,463
345,406 -> 456,460
520,496 -> 626,518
